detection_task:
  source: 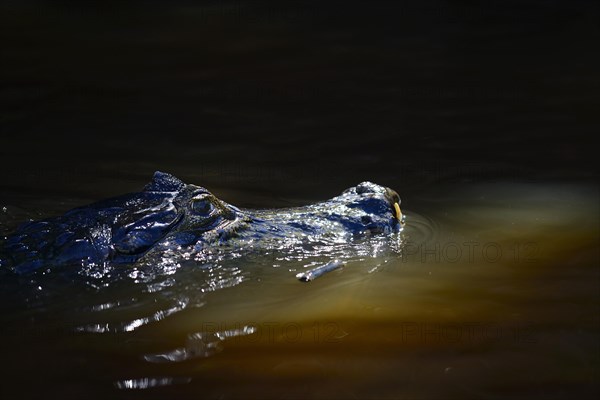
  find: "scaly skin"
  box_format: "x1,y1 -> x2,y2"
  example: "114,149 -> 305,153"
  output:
1,172 -> 403,275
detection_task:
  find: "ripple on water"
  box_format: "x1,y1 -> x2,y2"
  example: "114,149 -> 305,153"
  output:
75,297 -> 190,333
114,376 -> 192,390
402,211 -> 442,244
143,325 -> 257,362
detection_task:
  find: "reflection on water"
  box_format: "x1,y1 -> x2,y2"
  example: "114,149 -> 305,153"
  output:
114,377 -> 192,390
143,325 -> 257,363
0,181 -> 597,398
75,297 -> 189,334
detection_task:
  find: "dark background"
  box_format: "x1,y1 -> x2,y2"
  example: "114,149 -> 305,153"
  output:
1,0 -> 598,206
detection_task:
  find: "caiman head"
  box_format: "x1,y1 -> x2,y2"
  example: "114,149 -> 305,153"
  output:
247,181 -> 404,240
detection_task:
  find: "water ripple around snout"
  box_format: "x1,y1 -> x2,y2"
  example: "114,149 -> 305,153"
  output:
401,211 -> 441,245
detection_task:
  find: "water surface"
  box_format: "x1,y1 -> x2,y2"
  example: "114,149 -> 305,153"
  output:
1,179 -> 597,399
1,1 -> 598,399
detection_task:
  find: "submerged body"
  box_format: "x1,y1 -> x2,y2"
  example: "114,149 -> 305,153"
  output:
0,172 -> 403,275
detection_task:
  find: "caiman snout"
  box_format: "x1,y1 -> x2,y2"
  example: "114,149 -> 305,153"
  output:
384,187 -> 403,223
353,182 -> 404,224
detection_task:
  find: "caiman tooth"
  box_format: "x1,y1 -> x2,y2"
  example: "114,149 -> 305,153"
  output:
393,202 -> 402,221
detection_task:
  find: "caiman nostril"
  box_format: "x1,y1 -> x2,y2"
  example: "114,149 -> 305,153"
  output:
384,187 -> 400,204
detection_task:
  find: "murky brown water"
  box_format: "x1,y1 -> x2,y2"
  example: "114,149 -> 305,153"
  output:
1,180 -> 597,399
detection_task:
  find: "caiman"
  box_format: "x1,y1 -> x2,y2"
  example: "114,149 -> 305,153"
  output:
0,172 -> 404,278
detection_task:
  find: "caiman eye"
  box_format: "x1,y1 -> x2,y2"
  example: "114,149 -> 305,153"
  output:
192,198 -> 214,216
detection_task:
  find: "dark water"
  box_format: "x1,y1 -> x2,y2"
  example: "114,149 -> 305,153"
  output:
1,1 -> 598,399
